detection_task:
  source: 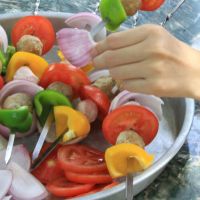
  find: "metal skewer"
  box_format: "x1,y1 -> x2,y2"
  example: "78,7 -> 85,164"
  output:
32,112 -> 54,162
125,156 -> 134,200
161,0 -> 186,27
33,0 -> 40,15
5,133 -> 15,164
31,130 -> 67,170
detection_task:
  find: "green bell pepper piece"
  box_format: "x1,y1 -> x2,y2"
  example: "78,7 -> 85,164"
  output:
0,106 -> 32,133
0,45 -> 16,75
99,0 -> 127,31
34,89 -> 73,126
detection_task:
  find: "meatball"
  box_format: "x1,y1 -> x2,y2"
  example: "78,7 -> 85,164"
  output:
16,35 -> 43,56
121,0 -> 141,16
47,82 -> 73,99
3,93 -> 33,111
116,130 -> 145,148
76,99 -> 98,123
92,76 -> 116,98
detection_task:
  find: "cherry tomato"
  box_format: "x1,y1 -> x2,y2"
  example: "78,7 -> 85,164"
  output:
46,177 -> 94,197
80,85 -> 110,119
39,63 -> 90,97
57,144 -> 107,173
0,76 -> 4,89
31,143 -> 63,184
102,105 -> 159,145
65,171 -> 112,184
11,16 -> 55,54
140,0 -> 165,11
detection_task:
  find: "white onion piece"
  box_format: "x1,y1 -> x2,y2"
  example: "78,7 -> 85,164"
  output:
0,170 -> 12,199
0,145 -> 30,171
89,69 -> 110,82
0,112 -> 37,138
0,135 -> 7,151
57,28 -> 95,67
109,90 -> 164,119
0,25 -> 8,52
65,12 -> 106,42
14,67 -> 39,84
8,162 -> 48,200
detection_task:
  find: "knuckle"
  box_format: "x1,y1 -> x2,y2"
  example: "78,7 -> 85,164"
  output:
102,51 -> 114,66
106,34 -> 118,49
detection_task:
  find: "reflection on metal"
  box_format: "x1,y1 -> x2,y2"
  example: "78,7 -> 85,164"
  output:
161,0 -> 186,26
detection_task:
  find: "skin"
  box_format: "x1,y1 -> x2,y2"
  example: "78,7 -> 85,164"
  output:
91,24 -> 200,100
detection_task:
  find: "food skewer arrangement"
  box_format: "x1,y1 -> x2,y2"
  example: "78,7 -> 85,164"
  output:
0,0 -> 166,199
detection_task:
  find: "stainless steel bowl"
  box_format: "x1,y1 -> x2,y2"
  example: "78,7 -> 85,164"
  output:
0,12 -> 195,200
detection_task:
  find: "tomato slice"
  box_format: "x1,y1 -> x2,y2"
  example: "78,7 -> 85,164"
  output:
102,105 -> 159,145
57,144 -> 107,173
80,85 -> 110,119
65,171 -> 113,184
39,63 -> 90,97
11,16 -> 55,54
46,177 -> 94,197
140,0 -> 165,11
31,143 -> 63,184
73,181 -> 118,198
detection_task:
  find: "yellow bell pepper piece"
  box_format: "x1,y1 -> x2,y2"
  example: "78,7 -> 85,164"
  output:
57,50 -> 65,61
6,51 -> 48,82
81,63 -> 94,73
54,106 -> 90,142
105,143 -> 154,178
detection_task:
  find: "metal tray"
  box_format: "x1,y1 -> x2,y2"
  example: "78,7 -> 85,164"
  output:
0,12 -> 195,200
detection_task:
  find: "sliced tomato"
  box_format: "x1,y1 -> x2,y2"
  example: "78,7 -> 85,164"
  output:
39,63 -> 90,97
31,143 -> 63,184
57,144 -> 107,173
65,171 -> 112,184
46,177 -> 94,197
102,105 -> 159,145
80,85 -> 110,119
11,16 -> 55,54
73,181 -> 118,198
140,0 -> 165,11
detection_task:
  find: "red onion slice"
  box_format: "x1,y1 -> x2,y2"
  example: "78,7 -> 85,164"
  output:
14,67 -> 39,84
89,70 -> 110,82
2,195 -> 12,200
0,135 -> 7,151
0,170 -> 12,199
0,145 -> 30,171
109,90 -> 164,119
65,12 -> 106,42
0,80 -> 43,106
7,162 -> 48,200
0,25 -> 8,52
57,28 -> 95,67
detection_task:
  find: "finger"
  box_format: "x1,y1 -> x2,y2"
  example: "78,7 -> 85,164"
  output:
92,25 -> 149,57
109,61 -> 151,80
92,42 -> 147,69
121,79 -> 154,94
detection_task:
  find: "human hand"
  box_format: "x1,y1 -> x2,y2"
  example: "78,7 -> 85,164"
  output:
91,24 -> 200,100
